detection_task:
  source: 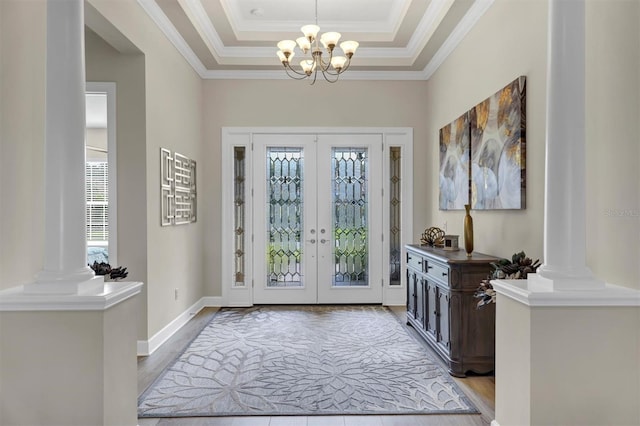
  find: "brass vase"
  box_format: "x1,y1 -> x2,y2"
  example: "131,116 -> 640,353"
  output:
464,204 -> 474,257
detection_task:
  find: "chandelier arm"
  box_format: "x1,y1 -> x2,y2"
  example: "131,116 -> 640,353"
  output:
284,62 -> 311,77
320,68 -> 340,83
283,65 -> 311,80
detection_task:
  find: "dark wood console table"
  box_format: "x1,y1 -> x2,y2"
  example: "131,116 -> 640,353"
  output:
405,244 -> 499,377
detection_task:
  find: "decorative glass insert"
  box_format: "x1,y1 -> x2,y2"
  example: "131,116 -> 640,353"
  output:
234,147 -> 246,287
390,147 -> 402,286
332,148 -> 368,287
267,148 -> 303,287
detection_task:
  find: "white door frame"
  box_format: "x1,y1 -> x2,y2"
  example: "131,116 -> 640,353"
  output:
221,127 -> 413,307
86,82 -> 117,265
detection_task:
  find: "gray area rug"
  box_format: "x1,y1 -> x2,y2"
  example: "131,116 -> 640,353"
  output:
138,305 -> 478,417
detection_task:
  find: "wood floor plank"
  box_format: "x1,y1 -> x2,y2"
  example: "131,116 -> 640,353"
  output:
268,416 -> 308,426
308,416 -> 345,426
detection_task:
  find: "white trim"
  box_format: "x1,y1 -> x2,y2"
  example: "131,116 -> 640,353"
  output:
220,0 -> 412,37
222,127 -> 413,307
493,278 -> 640,307
137,296 -> 223,355
86,82 -> 117,265
382,130 -> 414,306
422,0 -> 495,79
137,0 -> 493,81
0,281 -> 143,311
201,69 -> 430,80
136,0 -> 208,78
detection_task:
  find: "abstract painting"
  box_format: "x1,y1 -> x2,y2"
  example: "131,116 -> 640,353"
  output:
439,112 -> 470,210
469,76 -> 526,210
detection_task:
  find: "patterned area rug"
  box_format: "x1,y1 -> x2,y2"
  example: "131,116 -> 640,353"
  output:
138,305 -> 478,417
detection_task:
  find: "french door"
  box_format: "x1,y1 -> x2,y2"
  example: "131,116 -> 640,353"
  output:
252,133 -> 383,304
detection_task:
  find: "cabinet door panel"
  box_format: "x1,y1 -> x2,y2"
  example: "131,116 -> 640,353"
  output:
437,288 -> 451,350
415,277 -> 425,327
407,270 -> 416,319
426,281 -> 438,338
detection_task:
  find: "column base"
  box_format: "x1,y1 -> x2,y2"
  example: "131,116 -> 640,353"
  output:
492,276 -> 639,307
533,265 -> 605,291
25,272 -> 103,295
0,280 -> 143,311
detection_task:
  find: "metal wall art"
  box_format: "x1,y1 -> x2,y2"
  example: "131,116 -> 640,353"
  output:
161,148 -> 197,226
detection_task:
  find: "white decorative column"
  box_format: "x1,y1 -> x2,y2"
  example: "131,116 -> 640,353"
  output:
491,1 -> 640,425
531,0 -> 602,291
0,1 -> 143,425
27,0 -> 97,293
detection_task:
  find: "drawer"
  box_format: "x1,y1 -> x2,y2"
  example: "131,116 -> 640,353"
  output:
425,261 -> 450,285
406,251 -> 424,272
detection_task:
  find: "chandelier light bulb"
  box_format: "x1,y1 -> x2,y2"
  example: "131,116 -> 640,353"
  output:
300,59 -> 316,75
320,32 -> 341,51
296,36 -> 311,53
330,56 -> 347,71
340,40 -> 359,58
277,39 -> 297,56
300,24 -> 320,42
277,50 -> 294,64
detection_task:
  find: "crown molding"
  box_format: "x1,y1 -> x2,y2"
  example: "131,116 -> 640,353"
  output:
422,0 -> 494,80
137,0 -> 208,77
138,0 -> 494,81
201,69 -> 429,81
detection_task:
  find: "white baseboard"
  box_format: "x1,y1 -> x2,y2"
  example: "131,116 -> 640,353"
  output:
491,420 -> 500,426
137,296 -> 223,356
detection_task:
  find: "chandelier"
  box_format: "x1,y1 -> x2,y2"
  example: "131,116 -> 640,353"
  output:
276,0 -> 359,84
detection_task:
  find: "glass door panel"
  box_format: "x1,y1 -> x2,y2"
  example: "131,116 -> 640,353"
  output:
332,147 -> 369,287
253,135 -> 317,304
317,134 -> 383,304
267,147 -> 303,288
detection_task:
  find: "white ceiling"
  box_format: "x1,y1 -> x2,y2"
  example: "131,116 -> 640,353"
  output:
136,0 -> 495,80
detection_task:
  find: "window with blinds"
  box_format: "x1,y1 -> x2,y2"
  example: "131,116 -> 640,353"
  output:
86,161 -> 109,243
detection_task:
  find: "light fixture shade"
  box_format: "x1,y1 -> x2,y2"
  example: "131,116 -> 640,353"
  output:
330,56 -> 347,70
300,59 -> 316,74
277,39 -> 297,55
340,40 -> 359,57
320,32 -> 341,49
301,24 -> 320,41
277,50 -> 294,63
296,36 -> 311,52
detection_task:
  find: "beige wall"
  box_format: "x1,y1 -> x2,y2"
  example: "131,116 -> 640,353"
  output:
424,0 -> 640,290
0,0 -> 46,289
87,0 -> 205,339
585,0 -> 640,290
424,0 -> 547,264
85,26 -> 150,339
202,79 -> 429,296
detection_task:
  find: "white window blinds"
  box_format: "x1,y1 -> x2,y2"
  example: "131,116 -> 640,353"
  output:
86,161 -> 109,242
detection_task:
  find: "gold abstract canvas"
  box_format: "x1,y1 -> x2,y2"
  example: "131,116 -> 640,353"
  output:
469,76 -> 526,210
439,112 -> 470,210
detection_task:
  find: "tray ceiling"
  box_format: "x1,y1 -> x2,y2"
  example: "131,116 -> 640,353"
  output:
136,0 -> 494,80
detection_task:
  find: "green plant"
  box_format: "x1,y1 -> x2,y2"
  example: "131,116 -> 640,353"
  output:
474,251 -> 540,308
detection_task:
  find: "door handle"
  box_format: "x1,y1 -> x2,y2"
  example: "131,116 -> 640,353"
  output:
307,239 -> 316,244
320,239 -> 328,244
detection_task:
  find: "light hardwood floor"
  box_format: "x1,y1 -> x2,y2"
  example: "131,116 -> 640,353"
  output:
138,306 -> 495,426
